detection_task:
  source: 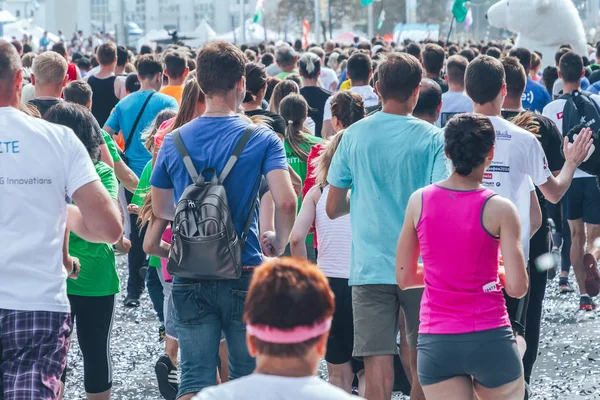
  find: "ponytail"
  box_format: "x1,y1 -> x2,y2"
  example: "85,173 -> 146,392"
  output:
285,120 -> 311,162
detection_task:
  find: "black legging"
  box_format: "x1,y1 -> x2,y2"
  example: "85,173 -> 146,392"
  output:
62,294 -> 115,394
523,224 -> 552,383
125,190 -> 147,299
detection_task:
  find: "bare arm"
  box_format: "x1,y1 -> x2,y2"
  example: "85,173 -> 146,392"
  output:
396,191 -> 424,289
326,185 -> 350,220
68,180 -> 123,244
498,199 -> 529,299
103,126 -> 116,136
143,217 -> 171,259
151,187 -> 176,221
259,191 -> 275,237
262,168 -> 297,257
114,160 -> 139,193
288,166 -> 303,197
529,190 -> 542,238
99,143 -> 114,169
290,187 -> 320,259
538,129 -> 593,204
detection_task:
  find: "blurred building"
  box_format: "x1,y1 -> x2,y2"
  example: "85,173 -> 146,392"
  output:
0,0 -> 264,37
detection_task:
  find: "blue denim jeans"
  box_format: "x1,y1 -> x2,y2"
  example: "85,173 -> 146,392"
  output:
146,267 -> 165,323
172,272 -> 255,397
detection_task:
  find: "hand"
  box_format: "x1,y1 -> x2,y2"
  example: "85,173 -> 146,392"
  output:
65,256 -> 80,280
115,236 -> 132,254
127,204 -> 139,214
261,231 -> 286,257
564,128 -> 594,167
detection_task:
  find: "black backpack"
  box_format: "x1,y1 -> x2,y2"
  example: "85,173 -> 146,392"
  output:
560,90 -> 600,175
167,125 -> 259,280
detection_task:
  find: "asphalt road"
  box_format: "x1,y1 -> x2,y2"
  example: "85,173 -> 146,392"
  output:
63,257 -> 600,399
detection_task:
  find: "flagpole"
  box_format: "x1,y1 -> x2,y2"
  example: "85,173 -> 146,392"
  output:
240,0 -> 246,43
314,0 -> 320,45
446,16 -> 455,47
367,2 -> 374,38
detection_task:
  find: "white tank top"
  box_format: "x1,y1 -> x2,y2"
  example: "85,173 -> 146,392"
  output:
315,185 -> 352,279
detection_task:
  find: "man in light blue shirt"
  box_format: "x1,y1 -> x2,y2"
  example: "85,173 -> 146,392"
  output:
104,55 -> 178,178
103,54 -> 177,307
327,53 -> 447,400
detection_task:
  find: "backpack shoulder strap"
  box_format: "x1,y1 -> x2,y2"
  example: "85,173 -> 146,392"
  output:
124,91 -> 155,153
218,124 -> 258,183
172,129 -> 200,183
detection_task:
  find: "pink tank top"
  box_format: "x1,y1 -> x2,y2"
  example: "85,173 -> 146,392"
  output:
417,185 -> 510,335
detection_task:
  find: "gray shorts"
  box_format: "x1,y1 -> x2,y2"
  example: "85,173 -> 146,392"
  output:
417,326 -> 523,388
352,284 -> 423,357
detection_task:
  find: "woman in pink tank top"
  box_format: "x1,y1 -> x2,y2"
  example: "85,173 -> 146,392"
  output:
396,115 -> 529,400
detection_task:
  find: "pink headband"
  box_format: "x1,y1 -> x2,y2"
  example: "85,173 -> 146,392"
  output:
246,317 -> 332,344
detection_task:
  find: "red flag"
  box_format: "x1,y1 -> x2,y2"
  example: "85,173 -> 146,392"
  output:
302,18 -> 310,48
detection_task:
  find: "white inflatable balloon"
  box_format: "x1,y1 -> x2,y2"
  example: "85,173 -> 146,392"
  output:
487,0 -> 588,68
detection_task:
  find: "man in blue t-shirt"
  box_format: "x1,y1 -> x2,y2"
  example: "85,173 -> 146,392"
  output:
510,48 -> 551,113
327,53 -> 447,400
150,41 -> 297,399
103,55 -> 178,178
103,54 -> 178,309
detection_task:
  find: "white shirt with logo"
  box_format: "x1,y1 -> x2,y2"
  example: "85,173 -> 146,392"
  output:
542,95 -> 600,178
0,107 -> 98,313
485,116 -> 552,259
436,91 -> 473,127
323,85 -> 379,122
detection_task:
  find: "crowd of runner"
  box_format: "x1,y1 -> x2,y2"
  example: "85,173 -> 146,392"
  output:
3,32 -> 600,400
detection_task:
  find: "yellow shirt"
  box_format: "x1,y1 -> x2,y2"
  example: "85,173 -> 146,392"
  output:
159,85 -> 184,104
340,79 -> 352,91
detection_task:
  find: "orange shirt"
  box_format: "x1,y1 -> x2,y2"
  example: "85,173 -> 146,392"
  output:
159,85 -> 184,104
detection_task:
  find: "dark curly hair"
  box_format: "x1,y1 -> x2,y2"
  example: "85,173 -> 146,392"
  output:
444,114 -> 495,177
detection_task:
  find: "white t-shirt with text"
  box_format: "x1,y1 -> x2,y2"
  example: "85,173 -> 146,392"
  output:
323,85 -> 379,122
192,374 -> 360,400
0,107 -> 98,313
485,116 -> 552,259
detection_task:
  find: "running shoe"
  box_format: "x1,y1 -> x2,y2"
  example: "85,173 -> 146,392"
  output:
584,253 -> 600,297
155,355 -> 178,400
579,296 -> 597,311
123,297 -> 140,308
158,325 -> 166,343
559,277 -> 575,294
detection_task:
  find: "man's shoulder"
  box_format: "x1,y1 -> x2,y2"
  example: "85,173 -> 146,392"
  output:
151,91 -> 178,106
542,99 -> 567,118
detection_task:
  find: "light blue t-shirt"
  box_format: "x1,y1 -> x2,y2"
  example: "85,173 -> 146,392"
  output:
105,90 -> 178,177
150,115 -> 287,267
328,112 -> 447,286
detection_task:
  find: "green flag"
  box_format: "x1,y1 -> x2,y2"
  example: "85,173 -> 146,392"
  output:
377,9 -> 385,30
253,0 -> 264,23
361,0 -> 374,7
452,0 -> 468,23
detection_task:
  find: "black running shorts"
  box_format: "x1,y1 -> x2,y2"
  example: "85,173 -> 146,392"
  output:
417,326 -> 523,388
565,177 -> 600,224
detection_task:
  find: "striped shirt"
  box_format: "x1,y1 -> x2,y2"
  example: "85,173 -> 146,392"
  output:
315,185 -> 352,279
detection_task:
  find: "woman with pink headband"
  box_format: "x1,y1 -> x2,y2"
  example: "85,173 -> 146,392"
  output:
191,258 -> 360,400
